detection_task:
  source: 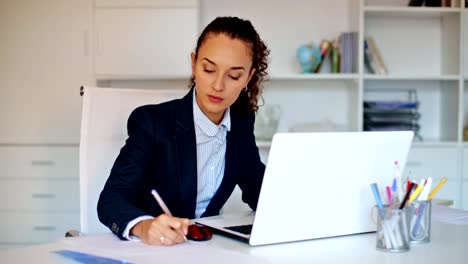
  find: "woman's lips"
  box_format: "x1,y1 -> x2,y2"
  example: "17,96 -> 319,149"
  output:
208,95 -> 223,103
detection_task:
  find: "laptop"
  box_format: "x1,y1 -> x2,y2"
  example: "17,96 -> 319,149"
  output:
196,131 -> 414,246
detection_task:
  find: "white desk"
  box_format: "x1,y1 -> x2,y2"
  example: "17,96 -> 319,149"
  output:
1,221 -> 467,263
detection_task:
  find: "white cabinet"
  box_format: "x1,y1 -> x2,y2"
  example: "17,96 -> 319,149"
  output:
93,0 -> 199,79
0,0 -> 94,144
0,0 -> 90,245
0,150 -> 79,244
0,146 -> 80,244
404,147 -> 459,181
0,212 -> 80,244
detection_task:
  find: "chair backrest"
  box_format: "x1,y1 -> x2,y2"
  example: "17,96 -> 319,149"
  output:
79,86 -> 187,234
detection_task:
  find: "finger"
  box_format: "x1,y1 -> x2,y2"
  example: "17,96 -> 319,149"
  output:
181,218 -> 191,235
154,217 -> 185,244
146,220 -> 169,246
160,228 -> 183,245
167,218 -> 189,240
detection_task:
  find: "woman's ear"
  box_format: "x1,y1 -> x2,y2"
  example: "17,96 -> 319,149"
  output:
191,52 -> 196,76
246,68 -> 256,85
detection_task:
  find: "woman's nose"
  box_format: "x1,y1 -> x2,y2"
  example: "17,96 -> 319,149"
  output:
212,74 -> 225,91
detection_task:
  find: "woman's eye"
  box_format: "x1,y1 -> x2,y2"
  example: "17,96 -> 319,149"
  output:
229,76 -> 240,80
204,69 -> 214,73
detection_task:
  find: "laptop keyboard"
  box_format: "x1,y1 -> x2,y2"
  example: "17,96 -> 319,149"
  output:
224,224 -> 253,235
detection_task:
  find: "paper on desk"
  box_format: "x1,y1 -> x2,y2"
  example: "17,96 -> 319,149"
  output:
432,205 -> 468,225
61,234 -> 270,264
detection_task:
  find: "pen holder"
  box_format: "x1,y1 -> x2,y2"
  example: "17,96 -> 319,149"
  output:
375,207 -> 410,252
407,200 -> 431,244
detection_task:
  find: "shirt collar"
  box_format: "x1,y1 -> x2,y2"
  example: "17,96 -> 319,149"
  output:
193,90 -> 231,137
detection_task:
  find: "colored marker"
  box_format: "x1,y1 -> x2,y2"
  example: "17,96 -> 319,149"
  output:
370,183 -> 385,218
399,182 -> 415,209
428,177 -> 447,201
386,186 -> 392,207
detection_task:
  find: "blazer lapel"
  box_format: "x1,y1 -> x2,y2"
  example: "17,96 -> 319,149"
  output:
173,89 -> 197,219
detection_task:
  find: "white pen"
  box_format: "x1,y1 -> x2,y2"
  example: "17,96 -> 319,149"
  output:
151,189 -> 187,241
151,189 -> 173,217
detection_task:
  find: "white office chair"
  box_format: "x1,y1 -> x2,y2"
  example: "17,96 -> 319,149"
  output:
79,86 -> 249,235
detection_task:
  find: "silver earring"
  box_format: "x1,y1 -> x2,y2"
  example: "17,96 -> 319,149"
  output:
243,87 -> 248,92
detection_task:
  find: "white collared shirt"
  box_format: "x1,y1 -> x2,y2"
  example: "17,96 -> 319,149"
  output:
193,91 -> 231,218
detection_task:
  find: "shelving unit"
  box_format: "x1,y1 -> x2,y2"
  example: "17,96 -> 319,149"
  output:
98,0 -> 468,208
210,0 -> 466,208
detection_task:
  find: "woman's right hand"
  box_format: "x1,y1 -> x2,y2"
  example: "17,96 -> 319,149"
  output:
130,214 -> 191,246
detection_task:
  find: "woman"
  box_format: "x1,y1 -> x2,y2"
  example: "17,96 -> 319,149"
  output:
97,16 -> 270,246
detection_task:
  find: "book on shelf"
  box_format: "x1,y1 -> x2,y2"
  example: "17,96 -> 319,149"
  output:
313,40 -> 332,73
364,37 -> 388,75
364,41 -> 377,74
339,32 -> 358,74
331,39 -> 340,73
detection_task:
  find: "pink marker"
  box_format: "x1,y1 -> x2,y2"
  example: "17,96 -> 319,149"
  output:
386,186 -> 392,207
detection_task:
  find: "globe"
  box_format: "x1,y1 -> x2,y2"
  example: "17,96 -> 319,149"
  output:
296,43 -> 322,73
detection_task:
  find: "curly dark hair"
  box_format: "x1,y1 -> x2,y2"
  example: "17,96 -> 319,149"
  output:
189,16 -> 270,114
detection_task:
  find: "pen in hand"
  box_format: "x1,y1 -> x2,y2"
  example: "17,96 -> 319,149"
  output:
151,189 -> 187,241
151,189 -> 173,217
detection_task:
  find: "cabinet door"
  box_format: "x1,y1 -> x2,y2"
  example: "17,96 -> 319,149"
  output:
0,212 -> 79,243
94,4 -> 198,78
0,0 -> 93,143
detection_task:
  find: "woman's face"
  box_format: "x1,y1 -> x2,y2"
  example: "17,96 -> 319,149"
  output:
191,33 -> 255,124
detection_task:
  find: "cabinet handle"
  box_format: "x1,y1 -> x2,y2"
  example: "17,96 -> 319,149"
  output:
33,226 -> 56,231
406,161 -> 422,167
32,193 -> 56,199
31,160 -> 55,166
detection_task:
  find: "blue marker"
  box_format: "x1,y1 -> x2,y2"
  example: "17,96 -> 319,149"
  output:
370,183 -> 385,218
392,178 -> 397,193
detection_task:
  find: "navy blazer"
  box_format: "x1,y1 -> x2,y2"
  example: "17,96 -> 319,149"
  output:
97,89 -> 265,239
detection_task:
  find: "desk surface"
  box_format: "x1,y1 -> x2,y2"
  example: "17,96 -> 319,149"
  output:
1,221 -> 467,264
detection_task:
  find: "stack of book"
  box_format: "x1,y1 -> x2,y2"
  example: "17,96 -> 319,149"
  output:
313,31 -> 358,74
363,100 -> 422,140
364,36 -> 388,75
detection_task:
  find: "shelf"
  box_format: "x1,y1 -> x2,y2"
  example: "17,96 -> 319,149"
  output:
364,74 -> 461,81
364,6 -> 461,17
270,73 -> 359,81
